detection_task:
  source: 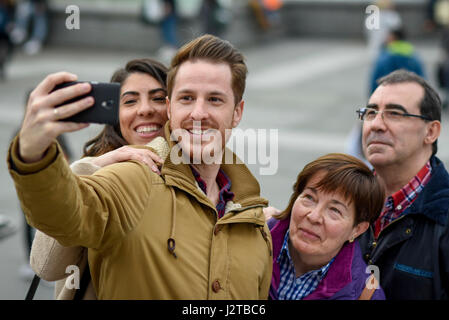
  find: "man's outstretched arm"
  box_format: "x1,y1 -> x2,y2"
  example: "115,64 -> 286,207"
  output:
8,136 -> 152,250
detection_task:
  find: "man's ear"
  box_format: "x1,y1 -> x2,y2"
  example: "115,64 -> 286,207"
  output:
424,120 -> 441,145
232,100 -> 244,128
166,97 -> 171,120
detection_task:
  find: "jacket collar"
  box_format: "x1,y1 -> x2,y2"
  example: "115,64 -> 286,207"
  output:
302,242 -> 354,300
407,156 -> 449,226
159,122 -> 268,223
269,217 -> 291,299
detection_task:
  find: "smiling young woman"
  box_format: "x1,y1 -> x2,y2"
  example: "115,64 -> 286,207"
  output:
119,72 -> 167,145
83,58 -> 168,156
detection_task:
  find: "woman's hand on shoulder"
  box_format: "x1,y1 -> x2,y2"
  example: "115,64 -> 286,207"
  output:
91,146 -> 164,174
263,206 -> 281,221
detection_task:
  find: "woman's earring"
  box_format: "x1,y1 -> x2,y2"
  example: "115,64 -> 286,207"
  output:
349,238 -> 354,243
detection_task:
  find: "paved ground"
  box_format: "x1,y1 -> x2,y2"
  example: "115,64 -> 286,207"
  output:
0,36 -> 448,299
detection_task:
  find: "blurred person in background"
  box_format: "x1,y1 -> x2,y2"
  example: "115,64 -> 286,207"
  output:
249,0 -> 283,31
365,0 -> 402,60
425,0 -> 438,31
9,0 -> 48,55
437,29 -> 449,110
358,70 -> 448,299
267,154 -> 385,300
201,0 -> 232,37
0,0 -> 14,80
369,28 -> 425,94
435,0 -> 449,110
0,214 -> 17,241
426,0 -> 449,31
140,0 -> 179,63
157,0 -> 178,64
29,58 -> 168,299
434,0 -> 449,29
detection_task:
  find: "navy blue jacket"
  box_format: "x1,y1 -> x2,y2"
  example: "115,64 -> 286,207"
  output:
359,156 -> 449,299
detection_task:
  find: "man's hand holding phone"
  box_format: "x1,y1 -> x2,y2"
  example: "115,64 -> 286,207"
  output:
19,72 -> 94,163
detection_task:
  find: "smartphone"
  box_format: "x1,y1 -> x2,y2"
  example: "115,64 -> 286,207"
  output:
53,81 -> 120,126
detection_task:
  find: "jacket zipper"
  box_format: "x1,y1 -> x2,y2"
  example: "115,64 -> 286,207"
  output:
375,214 -> 408,241
369,214 -> 409,261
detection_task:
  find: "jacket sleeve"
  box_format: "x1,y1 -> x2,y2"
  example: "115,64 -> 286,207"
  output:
28,139 -> 170,279
29,157 -> 103,280
7,136 -> 152,251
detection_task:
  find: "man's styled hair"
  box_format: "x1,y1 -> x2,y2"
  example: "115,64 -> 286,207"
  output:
275,153 -> 385,226
377,69 -> 442,156
167,34 -> 248,105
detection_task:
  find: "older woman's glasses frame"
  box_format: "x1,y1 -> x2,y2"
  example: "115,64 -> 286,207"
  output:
356,107 -> 432,122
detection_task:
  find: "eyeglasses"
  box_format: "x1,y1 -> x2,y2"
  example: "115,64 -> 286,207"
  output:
356,107 -> 432,122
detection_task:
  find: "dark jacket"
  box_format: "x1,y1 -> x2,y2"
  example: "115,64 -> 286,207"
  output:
268,217 -> 385,300
359,156 -> 449,300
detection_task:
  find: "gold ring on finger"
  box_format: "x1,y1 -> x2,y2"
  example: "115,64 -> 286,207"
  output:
53,108 -> 59,119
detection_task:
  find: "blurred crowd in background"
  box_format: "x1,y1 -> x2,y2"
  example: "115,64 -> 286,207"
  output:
0,0 -> 448,294
0,0 -> 284,80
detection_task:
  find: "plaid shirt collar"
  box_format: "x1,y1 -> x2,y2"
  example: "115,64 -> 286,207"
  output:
190,166 -> 235,219
277,230 -> 334,300
374,161 -> 432,238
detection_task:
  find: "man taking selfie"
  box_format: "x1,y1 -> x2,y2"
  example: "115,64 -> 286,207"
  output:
7,34 -> 272,299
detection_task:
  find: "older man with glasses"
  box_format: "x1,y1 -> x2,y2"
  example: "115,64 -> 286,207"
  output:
357,69 -> 449,300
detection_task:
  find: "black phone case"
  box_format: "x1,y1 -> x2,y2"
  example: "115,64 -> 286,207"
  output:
53,81 -> 120,126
